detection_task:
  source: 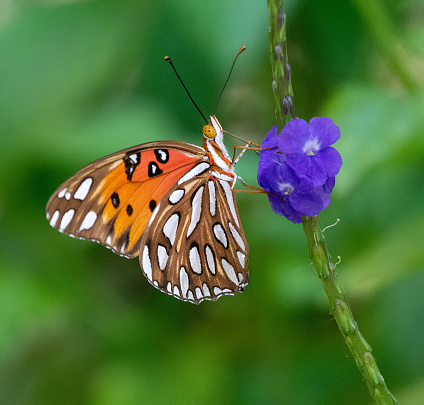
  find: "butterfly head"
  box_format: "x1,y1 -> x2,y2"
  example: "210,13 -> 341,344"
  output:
202,124 -> 216,139
203,115 -> 224,141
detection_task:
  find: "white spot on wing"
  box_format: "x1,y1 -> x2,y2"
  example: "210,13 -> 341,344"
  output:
50,210 -> 60,227
129,153 -> 139,163
178,162 -> 210,185
205,245 -> 216,275
219,180 -> 239,227
74,178 -> 93,200
187,186 -> 204,238
79,211 -> 97,231
187,290 -> 194,301
180,267 -> 189,298
173,285 -> 180,297
195,287 -> 203,300
58,188 -> 67,198
237,251 -> 246,268
65,192 -> 71,200
202,283 -> 211,297
212,171 -> 232,182
106,236 -> 112,245
222,258 -> 238,284
163,213 -> 179,246
157,245 -> 169,271
142,245 -> 152,281
208,180 -> 216,216
169,189 -> 184,204
167,282 -> 172,293
60,209 -> 75,231
229,222 -> 245,251
189,245 -> 202,274
213,223 -> 228,248
214,286 -> 223,296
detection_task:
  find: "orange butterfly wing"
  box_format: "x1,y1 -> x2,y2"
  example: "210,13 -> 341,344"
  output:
46,141 -> 205,258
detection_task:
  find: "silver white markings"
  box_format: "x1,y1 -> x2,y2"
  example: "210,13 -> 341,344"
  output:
186,186 -> 203,238
205,245 -> 216,275
169,189 -> 185,204
219,180 -> 239,226
57,177 -> 93,202
213,223 -> 228,248
79,211 -> 97,231
50,210 -> 60,227
163,213 -> 179,245
189,244 -> 202,274
229,222 -> 245,251
74,178 -> 93,200
142,245 -> 153,281
178,162 -> 210,185
208,180 -> 216,216
157,245 -> 169,270
179,267 -> 189,298
60,209 -> 75,231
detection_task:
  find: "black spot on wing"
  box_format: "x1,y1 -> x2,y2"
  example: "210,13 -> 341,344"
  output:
123,152 -> 141,181
148,162 -> 163,177
154,149 -> 169,164
149,200 -> 157,212
111,192 -> 120,208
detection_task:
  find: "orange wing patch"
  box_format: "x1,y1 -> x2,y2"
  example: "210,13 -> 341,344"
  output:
98,151 -> 200,253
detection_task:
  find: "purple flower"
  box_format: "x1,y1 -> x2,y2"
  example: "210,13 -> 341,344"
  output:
278,117 -> 342,187
258,118 -> 342,223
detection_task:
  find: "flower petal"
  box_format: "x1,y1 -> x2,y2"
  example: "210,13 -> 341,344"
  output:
286,153 -> 328,187
323,176 -> 335,194
290,191 -> 324,217
278,119 -> 310,154
315,147 -> 342,177
309,117 -> 340,147
268,194 -> 303,223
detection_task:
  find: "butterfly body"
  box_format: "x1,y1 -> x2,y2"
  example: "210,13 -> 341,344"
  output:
46,116 -> 248,304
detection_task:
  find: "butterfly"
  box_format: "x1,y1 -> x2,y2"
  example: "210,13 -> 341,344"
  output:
46,115 -> 249,304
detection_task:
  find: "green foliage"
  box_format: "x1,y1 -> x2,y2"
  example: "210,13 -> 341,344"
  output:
1,1 -> 423,403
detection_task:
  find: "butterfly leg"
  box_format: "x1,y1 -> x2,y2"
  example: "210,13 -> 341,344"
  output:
231,142 -> 263,166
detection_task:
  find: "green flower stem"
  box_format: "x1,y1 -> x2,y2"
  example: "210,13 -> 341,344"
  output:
267,0 -> 294,131
302,216 -> 397,404
267,1 -> 397,403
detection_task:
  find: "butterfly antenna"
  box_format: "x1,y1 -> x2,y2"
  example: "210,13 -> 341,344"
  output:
165,56 -> 208,123
213,46 -> 246,115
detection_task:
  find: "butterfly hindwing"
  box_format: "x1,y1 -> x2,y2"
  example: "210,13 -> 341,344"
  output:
46,141 -> 205,258
139,165 -> 249,304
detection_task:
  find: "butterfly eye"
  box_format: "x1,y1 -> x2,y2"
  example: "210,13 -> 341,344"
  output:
203,125 -> 216,139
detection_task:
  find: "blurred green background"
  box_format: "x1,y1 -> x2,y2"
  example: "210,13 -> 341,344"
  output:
1,0 -> 423,403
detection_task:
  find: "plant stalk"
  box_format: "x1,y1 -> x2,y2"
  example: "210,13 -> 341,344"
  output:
267,1 -> 397,403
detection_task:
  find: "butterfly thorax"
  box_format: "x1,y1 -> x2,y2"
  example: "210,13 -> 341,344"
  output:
202,116 -> 236,184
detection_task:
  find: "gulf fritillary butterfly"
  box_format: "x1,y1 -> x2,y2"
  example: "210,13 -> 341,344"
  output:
46,115 -> 249,304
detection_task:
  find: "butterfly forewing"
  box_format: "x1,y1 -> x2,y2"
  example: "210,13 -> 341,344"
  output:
46,141 -> 205,258
139,165 -> 249,304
